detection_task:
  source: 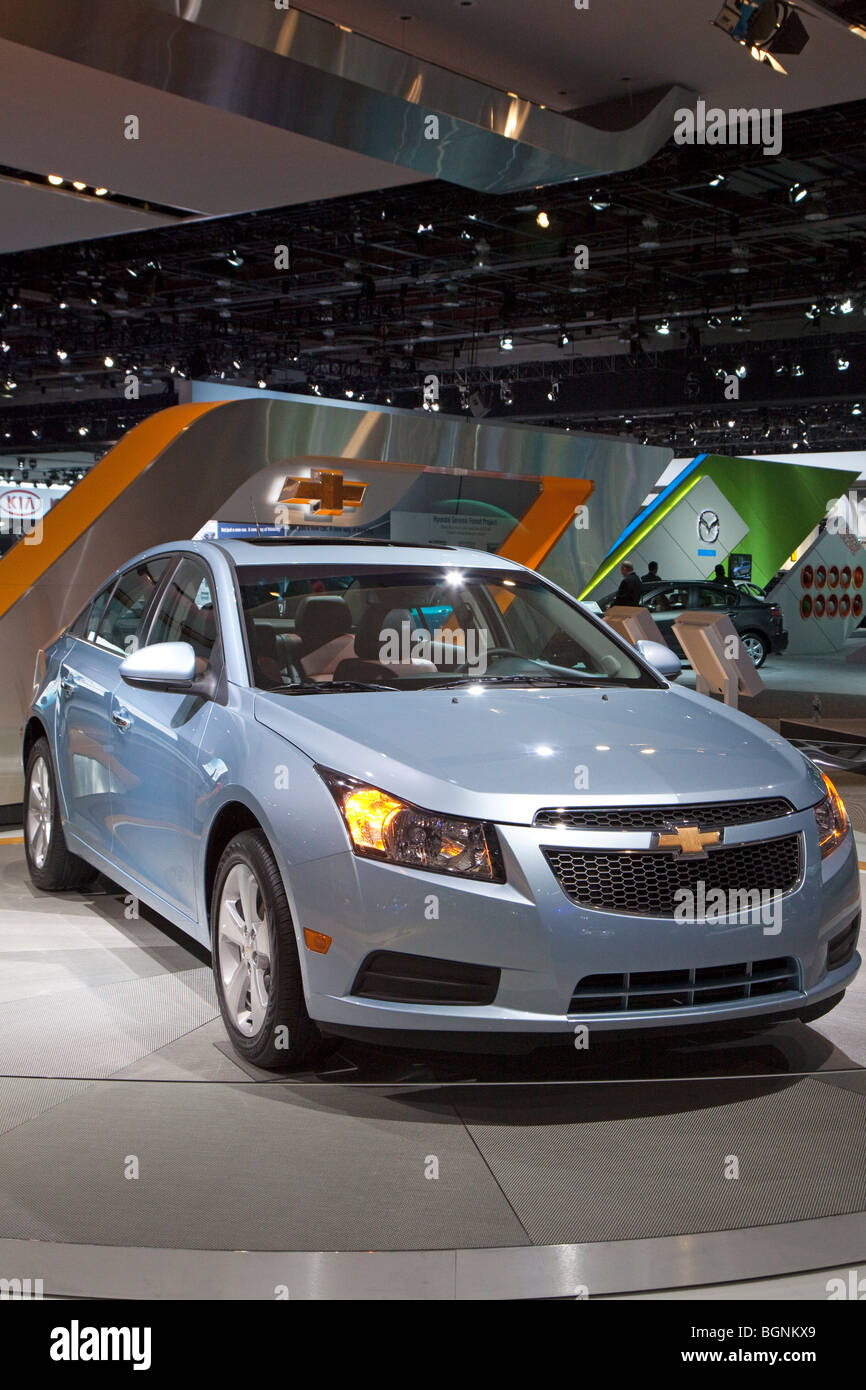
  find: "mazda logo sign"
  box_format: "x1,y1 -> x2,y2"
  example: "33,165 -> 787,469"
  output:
698,509 -> 720,544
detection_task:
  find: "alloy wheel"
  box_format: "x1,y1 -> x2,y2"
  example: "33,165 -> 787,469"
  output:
742,634 -> 765,665
217,862 -> 272,1036
26,755 -> 52,869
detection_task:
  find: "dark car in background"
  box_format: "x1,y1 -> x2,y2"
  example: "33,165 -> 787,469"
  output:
599,579 -> 788,668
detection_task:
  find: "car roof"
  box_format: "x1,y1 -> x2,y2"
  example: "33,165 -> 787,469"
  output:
207,538 -> 528,572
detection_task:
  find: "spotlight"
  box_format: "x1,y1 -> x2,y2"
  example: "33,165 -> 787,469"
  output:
805,303 -> 821,321
311,382 -> 322,395
831,296 -> 855,315
499,334 -> 514,351
499,380 -> 514,406
77,425 -> 89,436
94,188 -> 109,197
0,341 -> 8,353
47,174 -> 64,186
226,250 -> 244,267
734,363 -> 747,378
588,190 -> 610,211
256,376 -> 267,389
654,319 -> 671,335
232,357 -> 242,370
345,388 -> 354,398
4,377 -> 16,390
852,403 -> 862,416
728,245 -> 750,274
708,173 -> 726,187
791,361 -> 804,377
72,181 -> 86,192
416,222 -> 433,234
727,417 -> 736,428
56,348 -> 68,360
558,328 -> 571,347
705,314 -> 722,329
835,353 -> 850,371
547,380 -> 560,402
535,210 -> 550,229
772,356 -> 786,375
103,355 -> 114,368
788,182 -> 808,204
472,239 -> 491,268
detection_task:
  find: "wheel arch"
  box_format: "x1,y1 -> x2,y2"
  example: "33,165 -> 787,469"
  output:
22,715 -> 49,770
203,800 -> 266,936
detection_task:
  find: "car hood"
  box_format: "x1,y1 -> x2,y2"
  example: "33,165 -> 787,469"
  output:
253,684 -> 820,825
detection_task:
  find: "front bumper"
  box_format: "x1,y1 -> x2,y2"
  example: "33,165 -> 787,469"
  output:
286,811 -> 861,1036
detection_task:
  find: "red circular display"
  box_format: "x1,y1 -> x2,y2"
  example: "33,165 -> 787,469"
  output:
828,565 -> 840,588
853,594 -> 863,618
814,594 -> 826,617
815,565 -> 827,589
800,595 -> 813,619
841,565 -> 852,589
827,594 -> 839,617
801,565 -> 814,589
854,566 -> 864,589
839,594 -> 851,618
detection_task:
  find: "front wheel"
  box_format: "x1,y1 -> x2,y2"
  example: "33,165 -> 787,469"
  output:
24,737 -> 98,891
740,630 -> 769,668
211,829 -> 336,1069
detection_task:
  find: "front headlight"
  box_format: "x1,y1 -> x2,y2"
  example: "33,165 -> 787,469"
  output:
813,770 -> 849,859
318,768 -> 505,882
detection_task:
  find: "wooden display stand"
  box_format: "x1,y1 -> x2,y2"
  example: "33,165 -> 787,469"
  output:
672,611 -> 764,709
603,605 -> 668,649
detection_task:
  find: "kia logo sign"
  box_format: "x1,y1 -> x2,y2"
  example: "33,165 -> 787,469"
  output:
0,488 -> 41,519
697,509 -> 720,544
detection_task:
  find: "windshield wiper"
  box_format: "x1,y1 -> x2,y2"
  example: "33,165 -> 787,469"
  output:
424,672 -> 603,690
279,679 -> 399,695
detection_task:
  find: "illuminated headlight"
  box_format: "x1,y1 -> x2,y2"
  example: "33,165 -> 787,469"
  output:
814,771 -> 849,859
318,769 -> 504,882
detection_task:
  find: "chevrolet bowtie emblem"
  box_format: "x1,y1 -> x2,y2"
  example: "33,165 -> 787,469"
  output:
654,825 -> 721,856
279,469 -> 367,516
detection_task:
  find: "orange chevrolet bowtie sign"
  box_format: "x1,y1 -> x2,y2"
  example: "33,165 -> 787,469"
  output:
279,469 -> 367,516
655,826 -> 721,855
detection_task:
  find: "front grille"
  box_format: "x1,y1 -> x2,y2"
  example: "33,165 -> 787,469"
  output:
827,914 -> 860,972
535,796 -> 794,831
351,950 -> 500,1005
569,957 -> 800,1013
544,834 -> 802,916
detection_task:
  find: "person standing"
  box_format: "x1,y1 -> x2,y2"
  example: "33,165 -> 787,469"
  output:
614,561 -> 643,607
641,560 -> 661,582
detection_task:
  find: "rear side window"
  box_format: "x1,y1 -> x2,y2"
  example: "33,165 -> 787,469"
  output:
147,557 -> 219,666
94,558 -> 170,654
69,580 -> 116,641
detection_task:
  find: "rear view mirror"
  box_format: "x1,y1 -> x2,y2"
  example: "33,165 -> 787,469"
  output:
636,639 -> 682,681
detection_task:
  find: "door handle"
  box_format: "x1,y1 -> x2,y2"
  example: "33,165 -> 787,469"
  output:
59,672 -> 76,699
111,708 -> 133,731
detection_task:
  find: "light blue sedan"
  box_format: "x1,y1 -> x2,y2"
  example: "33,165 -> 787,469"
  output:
23,539 -> 861,1067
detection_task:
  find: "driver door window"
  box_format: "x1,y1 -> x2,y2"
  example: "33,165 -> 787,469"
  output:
147,557 -> 219,674
94,558 -> 169,655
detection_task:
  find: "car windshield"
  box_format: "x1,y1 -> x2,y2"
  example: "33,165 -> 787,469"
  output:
235,563 -> 658,692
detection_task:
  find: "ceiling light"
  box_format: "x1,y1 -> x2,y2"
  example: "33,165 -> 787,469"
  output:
654,318 -> 670,335
734,363 -> 747,379
558,328 -> 570,347
536,210 -> 550,229
805,303 -> 821,320
417,222 -> 433,234
77,425 -> 89,436
788,182 -> 808,204
345,388 -> 354,398
639,216 -> 660,250
832,296 -> 855,315
728,245 -> 750,274
256,376 -> 267,389
500,334 -> 514,351
705,314 -> 722,329
547,380 -> 560,401
103,355 -> 114,367
588,190 -> 609,211
709,172 -> 726,187
94,187 -> 108,197
56,348 -> 68,360
232,357 -> 242,370
852,403 -> 862,416
835,354 -> 850,371
47,174 -> 63,186
792,361 -> 804,377
226,250 -> 244,267
500,382 -> 513,406
72,181 -> 86,192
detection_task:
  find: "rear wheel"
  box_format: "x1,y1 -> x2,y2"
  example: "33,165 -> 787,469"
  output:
24,737 -> 98,891
211,829 -> 336,1069
740,630 -> 768,668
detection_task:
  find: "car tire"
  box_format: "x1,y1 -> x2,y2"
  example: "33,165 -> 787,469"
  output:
740,630 -> 768,668
211,828 -> 337,1070
23,736 -> 99,891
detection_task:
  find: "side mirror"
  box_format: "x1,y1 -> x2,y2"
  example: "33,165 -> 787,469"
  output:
636,638 -> 682,681
119,641 -> 211,695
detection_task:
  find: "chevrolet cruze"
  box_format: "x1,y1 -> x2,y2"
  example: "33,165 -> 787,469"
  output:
23,539 -> 861,1067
